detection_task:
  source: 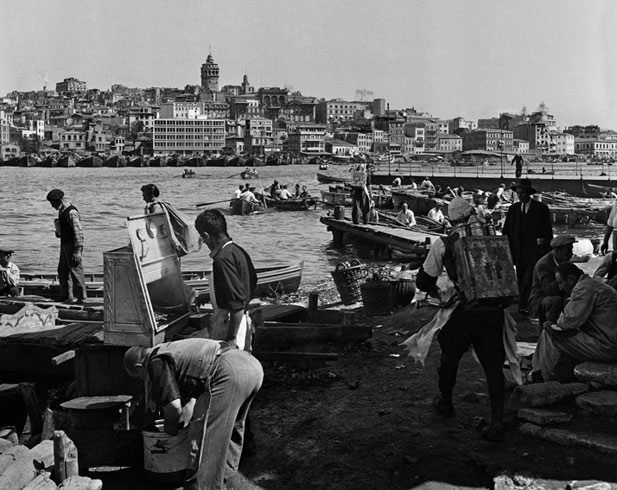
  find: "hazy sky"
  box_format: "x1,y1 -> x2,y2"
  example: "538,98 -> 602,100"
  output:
2,0 -> 616,129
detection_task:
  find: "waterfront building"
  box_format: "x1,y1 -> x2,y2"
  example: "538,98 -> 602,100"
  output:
513,139 -> 530,154
244,117 -> 273,154
435,134 -> 462,152
1,143 -> 19,160
56,77 -> 87,95
287,124 -> 326,155
153,117 -> 225,154
225,135 -> 244,154
325,138 -> 357,159
462,129 -> 513,153
60,129 -> 87,151
334,132 -> 373,153
574,138 -> 617,159
279,95 -> 317,124
0,111 -> 10,145
229,96 -> 261,121
127,106 -> 159,131
513,115 -> 551,153
550,132 -> 575,155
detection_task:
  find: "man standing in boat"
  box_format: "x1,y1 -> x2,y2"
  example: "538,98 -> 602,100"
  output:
350,163 -> 371,224
501,179 -> 553,316
46,189 -> 87,304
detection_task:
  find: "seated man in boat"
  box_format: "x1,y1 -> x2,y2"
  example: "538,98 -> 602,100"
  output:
392,177 -> 402,187
396,202 -> 416,227
278,185 -> 293,200
592,249 -> 617,289
294,183 -> 301,198
123,339 -> 263,490
528,235 -> 575,328
299,185 -> 311,198
269,180 -> 280,199
240,186 -> 259,204
420,177 -> 436,194
232,185 -> 243,199
531,262 -> 617,382
0,247 -> 20,297
427,203 -> 445,224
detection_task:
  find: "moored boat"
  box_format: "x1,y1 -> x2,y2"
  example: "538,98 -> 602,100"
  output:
149,156 -> 167,167
104,155 -> 127,167
57,154 -> 77,167
186,155 -> 204,167
18,262 -> 303,300
316,172 -> 349,185
18,155 -> 38,167
391,189 -> 447,215
77,155 -> 104,168
241,169 -> 259,179
128,156 -> 148,167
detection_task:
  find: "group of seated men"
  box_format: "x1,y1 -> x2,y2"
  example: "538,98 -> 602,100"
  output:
269,181 -> 311,200
528,234 -> 617,382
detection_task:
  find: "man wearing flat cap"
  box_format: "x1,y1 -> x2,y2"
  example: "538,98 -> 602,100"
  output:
528,235 -> 576,328
502,179 -> 553,315
531,262 -> 617,382
0,247 -> 20,297
46,189 -> 87,303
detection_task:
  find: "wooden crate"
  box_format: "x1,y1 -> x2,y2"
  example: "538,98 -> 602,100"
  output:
452,235 -> 518,303
103,212 -> 191,347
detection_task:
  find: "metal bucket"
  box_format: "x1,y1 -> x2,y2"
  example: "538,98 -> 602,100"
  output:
334,205 -> 345,220
142,421 -> 190,476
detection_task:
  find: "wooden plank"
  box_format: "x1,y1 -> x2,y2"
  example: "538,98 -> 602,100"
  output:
257,323 -> 372,345
52,350 -> 76,366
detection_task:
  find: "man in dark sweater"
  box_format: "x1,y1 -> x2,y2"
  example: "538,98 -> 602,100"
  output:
194,209 -> 257,349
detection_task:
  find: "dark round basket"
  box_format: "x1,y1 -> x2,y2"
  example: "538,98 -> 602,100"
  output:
392,279 -> 417,306
331,260 -> 367,305
360,279 -> 394,316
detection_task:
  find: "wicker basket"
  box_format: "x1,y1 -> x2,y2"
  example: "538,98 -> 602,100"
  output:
392,279 -> 417,306
360,277 -> 394,316
331,259 -> 368,305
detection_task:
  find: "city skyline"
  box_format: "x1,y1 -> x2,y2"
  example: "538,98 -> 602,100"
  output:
2,0 -> 617,129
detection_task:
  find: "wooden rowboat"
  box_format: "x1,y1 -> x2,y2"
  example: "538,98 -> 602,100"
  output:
265,197 -> 318,211
18,262 -> 304,301
229,198 -> 262,215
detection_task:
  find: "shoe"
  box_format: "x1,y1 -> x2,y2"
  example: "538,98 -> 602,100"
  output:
432,395 -> 454,417
481,423 -> 505,442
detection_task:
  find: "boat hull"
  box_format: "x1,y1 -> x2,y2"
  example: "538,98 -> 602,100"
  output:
230,198 -> 261,215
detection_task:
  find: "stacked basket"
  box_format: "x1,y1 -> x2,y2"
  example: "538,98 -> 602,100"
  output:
331,259 -> 368,305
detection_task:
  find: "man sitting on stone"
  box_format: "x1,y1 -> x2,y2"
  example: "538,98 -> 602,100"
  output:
531,262 -> 617,382
528,235 -> 575,327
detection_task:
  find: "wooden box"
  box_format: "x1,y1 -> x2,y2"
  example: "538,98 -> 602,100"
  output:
452,235 -> 518,303
103,212 -> 191,347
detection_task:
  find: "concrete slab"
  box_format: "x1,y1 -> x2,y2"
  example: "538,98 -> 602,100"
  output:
510,382 -> 589,408
517,408 -> 572,425
574,362 -> 617,388
520,422 -> 617,455
576,391 -> 617,418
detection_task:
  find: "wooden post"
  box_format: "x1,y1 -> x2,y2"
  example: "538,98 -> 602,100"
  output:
308,292 -> 318,320
19,383 -> 43,436
54,430 -> 79,484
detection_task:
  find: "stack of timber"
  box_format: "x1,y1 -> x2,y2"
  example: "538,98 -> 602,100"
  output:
0,431 -> 103,490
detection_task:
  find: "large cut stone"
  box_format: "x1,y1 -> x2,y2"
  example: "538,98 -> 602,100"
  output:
520,423 -> 617,455
517,408 -> 572,425
576,391 -> 617,418
510,382 -> 589,407
574,362 -> 617,387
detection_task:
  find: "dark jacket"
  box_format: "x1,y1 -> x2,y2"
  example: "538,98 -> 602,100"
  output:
528,251 -> 564,316
502,199 -> 552,267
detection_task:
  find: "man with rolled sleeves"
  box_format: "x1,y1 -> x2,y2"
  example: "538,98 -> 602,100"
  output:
46,189 -> 87,303
528,234 -> 575,327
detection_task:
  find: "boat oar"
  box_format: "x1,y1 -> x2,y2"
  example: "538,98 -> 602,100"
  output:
196,199 -> 231,208
227,172 -> 243,179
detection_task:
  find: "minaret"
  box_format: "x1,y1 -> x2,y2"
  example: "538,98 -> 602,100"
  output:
200,53 -> 219,93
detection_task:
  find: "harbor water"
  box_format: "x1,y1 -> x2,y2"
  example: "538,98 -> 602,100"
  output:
1,164 -> 608,291
1,165 -> 365,290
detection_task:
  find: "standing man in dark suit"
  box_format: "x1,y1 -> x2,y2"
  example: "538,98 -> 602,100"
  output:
502,179 -> 553,315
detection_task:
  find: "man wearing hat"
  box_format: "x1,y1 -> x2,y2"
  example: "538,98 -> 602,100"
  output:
502,179 -> 553,315
415,197 -> 507,442
46,189 -> 87,303
0,247 -> 20,297
531,262 -> 617,382
528,235 -> 576,328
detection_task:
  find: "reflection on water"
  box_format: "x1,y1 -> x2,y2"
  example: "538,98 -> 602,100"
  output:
1,165 -> 608,289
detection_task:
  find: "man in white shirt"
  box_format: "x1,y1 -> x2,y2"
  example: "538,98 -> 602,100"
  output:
278,185 -> 293,200
427,203 -> 445,224
0,247 -> 20,297
240,187 -> 259,203
601,201 -> 617,254
396,202 -> 416,227
232,185 -> 243,199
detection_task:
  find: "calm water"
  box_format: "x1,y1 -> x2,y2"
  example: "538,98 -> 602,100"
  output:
1,165 -> 361,290
1,164 -> 607,290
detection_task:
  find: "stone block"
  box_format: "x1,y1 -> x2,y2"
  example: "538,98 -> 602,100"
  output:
576,391 -> 617,418
520,423 -> 617,455
517,408 -> 572,425
510,382 -> 589,407
574,362 -> 617,387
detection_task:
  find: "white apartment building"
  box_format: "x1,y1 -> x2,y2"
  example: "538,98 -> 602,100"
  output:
153,118 -> 225,154
288,124 -> 326,154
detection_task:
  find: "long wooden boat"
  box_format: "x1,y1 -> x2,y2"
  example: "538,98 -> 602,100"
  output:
3,157 -> 20,167
36,156 -> 57,168
77,155 -> 103,168
229,198 -> 262,215
206,156 -> 227,167
186,156 -> 204,167
18,155 -> 38,167
149,156 -> 167,167
320,190 -> 353,207
265,197 -> 318,211
104,155 -> 127,167
391,189 -> 447,216
128,156 -> 148,167
57,154 -> 76,167
17,262 -> 303,300
317,172 -> 349,184
241,169 -> 259,179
